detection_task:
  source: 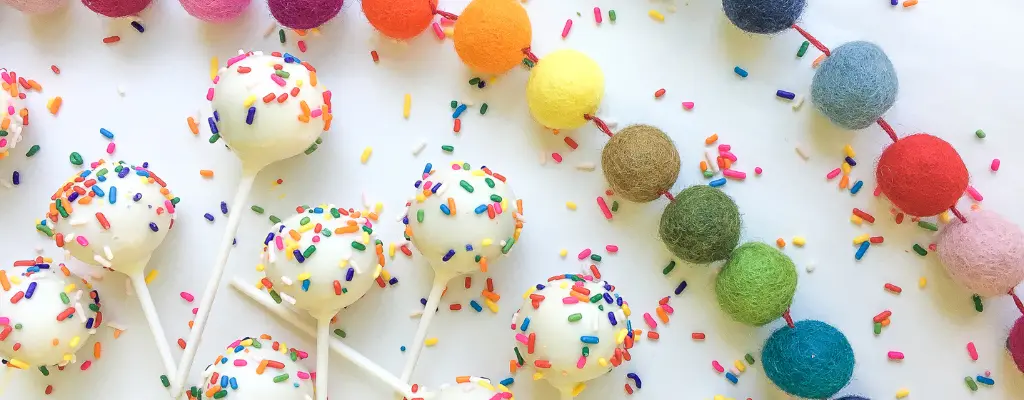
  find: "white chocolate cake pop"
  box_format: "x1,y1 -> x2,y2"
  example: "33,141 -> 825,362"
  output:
428,377 -> 514,400
0,80 -> 28,158
44,160 -> 177,276
259,205 -> 382,319
210,51 -> 333,169
404,162 -> 523,278
0,259 -> 102,369
511,275 -> 633,396
192,334 -> 314,400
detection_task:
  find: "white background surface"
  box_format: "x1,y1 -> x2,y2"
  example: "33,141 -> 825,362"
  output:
1,0 -> 1023,399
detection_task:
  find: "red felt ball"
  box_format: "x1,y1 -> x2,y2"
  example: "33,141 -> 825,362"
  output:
362,0 -> 437,40
876,133 -> 969,217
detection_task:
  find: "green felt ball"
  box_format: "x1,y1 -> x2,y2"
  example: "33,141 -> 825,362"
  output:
716,242 -> 798,326
659,185 -> 741,263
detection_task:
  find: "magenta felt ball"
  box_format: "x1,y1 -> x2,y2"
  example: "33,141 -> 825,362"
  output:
3,0 -> 66,13
268,0 -> 342,29
938,210 -> 1024,297
180,0 -> 251,22
1009,316 -> 1024,373
82,0 -> 151,17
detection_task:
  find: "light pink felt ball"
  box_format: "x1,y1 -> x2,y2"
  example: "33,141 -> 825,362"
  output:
180,0 -> 251,23
938,210 -> 1024,297
3,0 -> 66,13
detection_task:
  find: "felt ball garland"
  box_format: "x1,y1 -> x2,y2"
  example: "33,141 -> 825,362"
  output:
602,125 -> 681,202
1008,316 -> 1024,373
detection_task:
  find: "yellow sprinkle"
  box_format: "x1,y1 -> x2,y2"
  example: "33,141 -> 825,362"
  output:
8,359 -> 28,369
375,202 -> 384,214
522,286 -> 536,299
648,9 -> 665,21
598,358 -> 608,367
850,215 -> 864,225
843,144 -> 856,158
244,95 -> 257,108
939,211 -> 951,224
532,372 -> 544,381
241,339 -> 253,347
559,249 -> 567,258
69,336 -> 80,348
360,147 -> 372,164
298,223 -> 315,233
734,360 -> 746,373
919,277 -> 927,288
63,353 -> 72,361
841,162 -> 852,175
622,303 -> 631,317
477,381 -> 495,391
403,94 -> 411,119
374,264 -> 384,279
424,338 -> 439,347
482,238 -> 493,247
256,280 -> 265,289
566,201 -> 577,210
210,57 -> 218,81
571,383 -> 586,396
896,388 -> 910,398
471,170 -> 486,177
63,283 -> 76,293
616,329 -> 628,344
714,396 -> 726,400
256,263 -> 265,272
484,298 -> 499,313
415,193 -> 426,203
297,272 -> 311,281
443,27 -> 454,37
144,270 -> 158,284
792,236 -> 806,247
388,243 -> 396,258
853,234 -> 871,245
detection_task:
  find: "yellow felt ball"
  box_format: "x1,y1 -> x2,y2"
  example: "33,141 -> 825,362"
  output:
526,49 -> 605,130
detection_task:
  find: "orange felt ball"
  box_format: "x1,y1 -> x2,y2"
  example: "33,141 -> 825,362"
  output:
363,0 -> 437,40
454,0 -> 532,75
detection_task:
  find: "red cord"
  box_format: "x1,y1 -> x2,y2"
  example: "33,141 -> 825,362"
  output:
950,205 -> 968,223
1011,288 -> 1024,316
662,191 -> 675,201
791,24 -> 831,56
876,118 -> 900,143
522,47 -> 539,63
782,309 -> 795,329
434,9 -> 459,20
584,114 -> 613,137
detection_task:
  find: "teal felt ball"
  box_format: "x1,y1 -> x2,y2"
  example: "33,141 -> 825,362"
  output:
762,320 -> 855,399
811,41 -> 899,130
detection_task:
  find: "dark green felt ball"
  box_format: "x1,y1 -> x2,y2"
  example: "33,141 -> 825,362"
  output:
659,185 -> 741,264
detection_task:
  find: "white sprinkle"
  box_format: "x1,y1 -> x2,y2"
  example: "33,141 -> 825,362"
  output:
93,254 -> 111,268
281,276 -> 293,285
795,144 -> 810,160
412,141 -> 427,155
351,259 -> 363,274
705,150 -> 720,172
576,162 -> 596,171
410,310 -> 424,318
792,95 -> 805,110
263,21 -> 279,38
281,293 -> 297,305
103,246 -> 114,261
0,179 -> 11,189
362,192 -> 371,209
70,218 -> 87,226
460,99 -> 475,107
805,263 -> 816,273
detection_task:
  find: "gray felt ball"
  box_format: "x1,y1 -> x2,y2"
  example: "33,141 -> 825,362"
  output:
722,0 -> 806,34
811,41 -> 899,130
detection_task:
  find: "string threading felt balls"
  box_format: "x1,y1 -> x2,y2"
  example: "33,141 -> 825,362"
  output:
453,0 -> 532,75
716,242 -> 797,326
660,185 -> 740,264
526,49 -> 605,130
362,0 -> 437,40
601,124 -> 681,202
875,133 -> 969,217
937,210 -> 1024,297
1008,316 -> 1024,373
762,320 -> 856,399
2,0 -> 66,13
180,0 -> 251,23
268,0 -> 343,29
811,41 -> 899,130
81,0 -> 151,17
722,0 -> 805,34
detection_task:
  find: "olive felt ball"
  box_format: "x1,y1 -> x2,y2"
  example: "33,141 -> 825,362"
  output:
659,186 -> 740,264
602,125 -> 681,203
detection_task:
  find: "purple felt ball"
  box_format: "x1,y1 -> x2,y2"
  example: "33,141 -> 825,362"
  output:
268,0 -> 342,29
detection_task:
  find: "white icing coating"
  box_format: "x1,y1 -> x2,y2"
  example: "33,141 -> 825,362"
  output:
197,335 -> 314,400
429,378 -> 513,400
212,52 -> 331,170
0,86 -> 27,157
0,264 -> 100,368
511,277 -> 630,391
260,205 -> 380,319
405,163 -> 521,279
49,161 -> 176,276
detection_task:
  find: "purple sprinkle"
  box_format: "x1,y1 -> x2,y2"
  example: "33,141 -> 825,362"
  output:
674,280 -> 688,295
845,156 -> 857,166
220,201 -> 228,215
607,311 -> 617,326
149,222 -> 159,232
388,277 -> 398,285
142,162 -> 149,168
264,233 -> 275,245
86,317 -> 94,329
293,249 -> 305,263
25,282 -> 37,298
345,267 -> 354,282
68,192 -> 80,203
118,167 -> 130,178
603,293 -> 613,304
204,213 -> 215,221
12,171 -> 19,185
130,21 -> 145,33
209,117 -> 219,134
442,249 -> 455,261
214,110 -> 220,122
246,107 -> 256,125
133,193 -> 142,202
627,373 -> 642,389
420,298 -> 427,306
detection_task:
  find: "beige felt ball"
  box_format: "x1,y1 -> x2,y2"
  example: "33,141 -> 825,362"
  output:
526,49 -> 604,130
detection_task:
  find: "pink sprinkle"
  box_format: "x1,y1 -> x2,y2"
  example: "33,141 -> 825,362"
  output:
719,151 -> 737,162
0,317 -> 9,325
80,360 -> 92,371
562,19 -> 573,38
643,312 -> 658,329
722,169 -> 747,180
576,355 -> 587,369
493,202 -> 503,214
312,236 -> 321,243
0,139 -> 6,148
605,245 -> 618,253
712,360 -> 724,373
105,142 -> 116,155
205,88 -> 214,101
310,109 -> 322,118
754,166 -> 763,175
873,186 -> 882,196
275,235 -> 284,250
180,292 -> 195,302
7,105 -> 14,115
718,144 -> 731,152
887,351 -> 905,360
295,350 -> 308,359
826,168 -> 842,180
212,76 -> 219,84
967,342 -> 978,361
594,7 -> 603,23
660,303 -> 675,314
985,370 -> 991,377
928,243 -> 937,251
233,359 -> 248,366
432,22 -> 444,40
577,248 -> 592,260
991,158 -> 1000,171
271,74 -> 287,87
440,18 -> 455,26
165,199 -> 176,214
966,185 -> 984,201
192,308 -> 198,315
297,371 -> 311,380
597,196 -> 612,219
0,72 -> 11,84
225,54 -> 248,68
76,236 -> 89,247
682,102 -> 695,110
552,153 -> 563,163
562,297 -> 579,304
515,333 -> 529,345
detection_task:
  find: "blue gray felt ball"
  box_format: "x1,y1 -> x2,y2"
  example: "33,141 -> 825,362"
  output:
762,320 -> 855,399
811,41 -> 899,130
722,0 -> 806,34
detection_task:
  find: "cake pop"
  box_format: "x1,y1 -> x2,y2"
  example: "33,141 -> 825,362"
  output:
190,334 -> 314,400
428,377 -> 514,400
173,51 -> 332,398
259,205 -> 382,400
511,275 -> 632,399
399,161 -> 523,384
45,159 -> 178,380
0,260 -> 102,369
0,78 -> 29,159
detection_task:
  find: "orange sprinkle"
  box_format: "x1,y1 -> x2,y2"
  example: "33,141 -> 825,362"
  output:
309,71 -> 318,87
102,36 -> 120,44
256,360 -> 269,375
447,197 -> 456,214
481,290 -> 500,302
839,175 -> 850,189
705,134 -> 718,145
0,270 -> 10,291
298,114 -> 310,123
656,307 -> 669,323
205,386 -> 222,398
93,342 -> 101,359
647,331 -> 660,340
47,96 -> 62,115
27,80 -> 41,91
812,54 -> 827,68
479,256 -> 488,272
903,0 -> 918,6
700,160 -> 708,172
113,329 -> 123,339
881,318 -> 891,327
199,170 -> 214,178
300,100 -> 311,116
335,225 -> 359,234
187,117 -> 199,135
288,230 -> 302,241
456,376 -> 471,384
509,360 -> 518,373
776,238 -> 786,248
263,93 -> 276,103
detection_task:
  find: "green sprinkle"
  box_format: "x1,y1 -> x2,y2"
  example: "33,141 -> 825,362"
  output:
300,216 -> 311,226
25,145 -> 40,157
214,390 -> 228,399
96,168 -> 108,177
522,58 -> 535,68
416,209 -> 424,223
609,10 -> 616,21
303,143 -> 318,155
250,205 -> 265,214
489,194 -> 502,202
568,313 -> 582,322
462,162 -> 470,170
912,244 -> 928,256
441,145 -> 455,153
279,29 -> 286,43
662,260 -> 676,275
302,245 -> 316,258
965,376 -> 978,391
275,70 -> 290,79
703,170 -> 714,178
191,387 -> 200,398
269,215 -> 282,224
36,224 -> 54,237
60,292 -> 70,305
459,180 -> 475,193
485,177 -> 495,188
873,322 -> 882,335
0,130 -> 5,137
330,208 -> 341,218
480,103 -> 489,115
251,339 -> 262,348
744,354 -> 755,365
582,346 -> 590,357
797,41 -> 810,57
975,129 -> 986,138
322,230 -> 331,237
39,366 -> 49,376
513,347 -> 524,366
334,329 -> 347,338
209,134 -> 220,143
88,303 -> 100,312
69,152 -> 83,165
272,374 -> 289,383
469,77 -> 481,85
611,201 -> 619,212
501,236 -> 516,254
269,290 -> 282,304
590,254 -> 602,262
568,275 -> 584,282
351,242 -> 367,251
56,199 -> 69,218
917,221 -> 938,231
589,294 -> 603,303
362,225 -> 373,235
161,375 -> 170,388
973,294 -> 984,312
450,100 -> 458,108
475,255 -> 482,262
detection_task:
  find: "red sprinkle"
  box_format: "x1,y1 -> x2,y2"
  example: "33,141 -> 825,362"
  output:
564,137 -> 578,149
371,51 -> 380,63
691,332 -> 706,340
102,36 -> 121,44
51,65 -> 61,75
624,384 -> 633,394
870,236 -> 885,244
852,208 -> 876,223
80,360 -> 92,371
654,88 -> 666,98
45,385 -> 53,395
873,310 -> 892,323
884,283 -> 902,294
449,304 -> 462,311
297,40 -> 307,53
178,338 -> 187,349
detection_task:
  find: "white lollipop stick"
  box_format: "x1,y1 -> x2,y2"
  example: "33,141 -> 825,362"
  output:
399,274 -> 451,383
316,317 -> 330,400
128,269 -> 177,383
170,173 -> 257,398
229,278 -> 416,398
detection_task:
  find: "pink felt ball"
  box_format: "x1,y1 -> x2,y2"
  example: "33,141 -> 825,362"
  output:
938,210 -> 1024,297
180,0 -> 251,22
82,0 -> 152,17
268,0 -> 342,29
2,0 -> 66,13
1009,316 -> 1024,373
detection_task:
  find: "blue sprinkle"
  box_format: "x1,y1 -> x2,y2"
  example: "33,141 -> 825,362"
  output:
92,186 -> 106,197
850,180 -> 864,194
402,216 -> 409,225
603,293 -> 613,304
725,372 -> 738,384
440,204 -> 451,215
388,277 -> 398,285
264,233 -> 275,245
35,264 -> 49,270
100,128 -> 114,139
453,104 -> 468,118
400,346 -> 407,352
709,178 -> 727,187
627,372 -> 642,389
626,320 -> 633,337
130,21 -> 145,33
776,90 -> 796,100
25,282 -> 37,299
209,117 -> 218,134
616,296 -> 623,306
312,207 -> 323,214
149,222 -> 159,232
674,280 -> 688,295
293,249 -> 305,263
12,171 -> 18,185
301,280 -> 310,292
469,300 -> 483,312
246,107 -> 256,125
346,268 -> 354,282
607,311 -> 617,326
442,249 -> 455,261
977,375 -> 995,385
734,66 -> 748,78
234,345 -> 245,353
26,266 -> 39,274
474,205 -> 488,214
81,170 -> 92,178
499,377 -> 514,386
580,335 -> 600,344
845,156 -> 857,166
536,284 -> 546,290
86,317 -> 94,329
221,201 -> 228,215
142,162 -> 149,168
423,163 -> 432,175
220,375 -> 228,388
135,169 -> 149,177
855,241 -> 870,260
204,213 -> 215,221
133,193 -> 142,202
109,186 -> 117,204
420,298 -> 427,306
229,377 -> 238,390
520,317 -> 530,331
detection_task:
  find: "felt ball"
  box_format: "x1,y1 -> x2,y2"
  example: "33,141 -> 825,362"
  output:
602,125 -> 681,202
81,0 -> 151,17
660,186 -> 740,264
1008,316 -> 1024,373
362,0 -> 437,40
876,133 -> 969,217
2,0 -> 66,13
762,320 -> 855,399
453,0 -> 532,75
526,49 -> 604,130
716,242 -> 797,326
811,41 -> 899,130
937,210 -> 1024,297
722,0 -> 805,34
180,0 -> 251,22
268,0 -> 342,29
